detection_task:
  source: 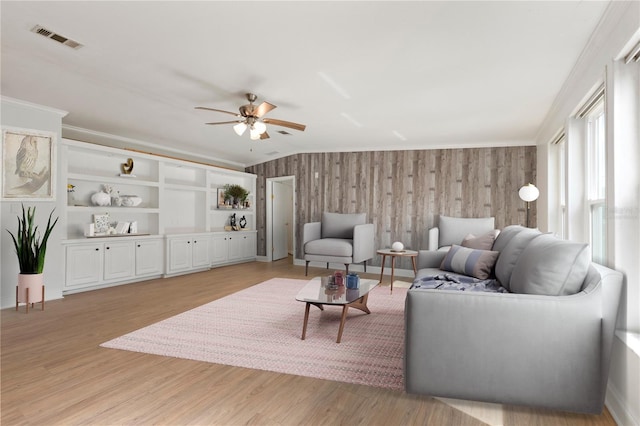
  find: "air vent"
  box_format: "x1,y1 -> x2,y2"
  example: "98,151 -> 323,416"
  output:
276,130 -> 291,135
31,25 -> 83,49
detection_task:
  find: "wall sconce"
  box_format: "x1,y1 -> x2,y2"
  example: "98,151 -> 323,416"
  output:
519,183 -> 539,228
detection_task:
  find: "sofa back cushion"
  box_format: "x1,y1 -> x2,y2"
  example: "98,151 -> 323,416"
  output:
321,212 -> 366,239
494,227 -> 541,290
492,225 -> 529,252
509,234 -> 590,296
440,245 -> 499,280
438,216 -> 495,248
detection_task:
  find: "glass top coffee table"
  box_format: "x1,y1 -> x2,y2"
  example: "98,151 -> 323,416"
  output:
295,277 -> 379,343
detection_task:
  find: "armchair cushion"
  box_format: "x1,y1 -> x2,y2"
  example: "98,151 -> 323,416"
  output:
304,238 -> 353,257
510,234 -> 590,296
321,212 -> 366,239
440,245 -> 499,280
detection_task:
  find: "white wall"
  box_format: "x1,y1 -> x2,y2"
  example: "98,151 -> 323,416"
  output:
536,2 -> 640,424
1,97 -> 68,308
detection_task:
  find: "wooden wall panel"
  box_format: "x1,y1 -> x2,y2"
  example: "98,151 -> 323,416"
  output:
247,146 -> 537,265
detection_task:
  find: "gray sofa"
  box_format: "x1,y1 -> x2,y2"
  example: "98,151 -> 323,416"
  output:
405,225 -> 623,414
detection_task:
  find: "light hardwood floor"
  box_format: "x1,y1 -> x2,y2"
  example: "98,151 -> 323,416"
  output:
2,259 -> 616,426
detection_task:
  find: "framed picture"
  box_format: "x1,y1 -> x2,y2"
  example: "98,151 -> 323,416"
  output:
2,127 -> 56,200
217,188 -> 227,207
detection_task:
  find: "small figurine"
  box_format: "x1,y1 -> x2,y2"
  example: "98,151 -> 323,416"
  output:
239,216 -> 247,229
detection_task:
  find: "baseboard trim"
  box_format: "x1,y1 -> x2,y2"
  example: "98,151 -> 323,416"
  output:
606,381 -> 638,426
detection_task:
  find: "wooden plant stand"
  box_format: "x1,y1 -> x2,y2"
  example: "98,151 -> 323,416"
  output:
16,285 -> 45,313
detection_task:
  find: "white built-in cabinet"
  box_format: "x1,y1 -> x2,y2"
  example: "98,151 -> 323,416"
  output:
165,234 -> 210,276
210,231 -> 257,265
61,139 -> 258,293
63,236 -> 164,293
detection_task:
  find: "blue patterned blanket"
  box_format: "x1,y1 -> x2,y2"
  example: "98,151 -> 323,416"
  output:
411,273 -> 508,293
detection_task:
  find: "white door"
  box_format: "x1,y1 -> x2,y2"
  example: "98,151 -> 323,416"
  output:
272,181 -> 289,261
167,237 -> 192,273
210,234 -> 229,265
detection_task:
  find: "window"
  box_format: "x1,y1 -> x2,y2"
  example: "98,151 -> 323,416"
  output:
557,136 -> 567,239
585,101 -> 606,263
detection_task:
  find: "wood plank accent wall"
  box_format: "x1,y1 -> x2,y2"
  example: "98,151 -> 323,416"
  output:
246,146 -> 536,267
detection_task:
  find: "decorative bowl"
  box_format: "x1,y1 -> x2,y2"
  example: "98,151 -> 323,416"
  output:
120,195 -> 142,207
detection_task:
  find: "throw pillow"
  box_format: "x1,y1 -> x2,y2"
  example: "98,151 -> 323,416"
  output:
440,245 -> 499,280
509,234 -> 590,296
461,229 -> 501,250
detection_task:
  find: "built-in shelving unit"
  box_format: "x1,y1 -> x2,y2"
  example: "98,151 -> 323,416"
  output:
61,139 -> 257,293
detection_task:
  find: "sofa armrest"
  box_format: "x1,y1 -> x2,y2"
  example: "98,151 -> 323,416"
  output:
427,227 -> 439,251
303,222 -> 321,246
416,250 -> 446,269
404,281 -> 618,414
352,223 -> 375,263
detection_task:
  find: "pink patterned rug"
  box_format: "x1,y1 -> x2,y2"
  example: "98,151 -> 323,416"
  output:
101,278 -> 406,390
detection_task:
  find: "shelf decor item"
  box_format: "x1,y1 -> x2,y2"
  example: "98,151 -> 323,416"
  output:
120,195 -> 142,207
6,203 -> 58,312
91,185 -> 111,206
223,184 -> 249,208
120,158 -> 135,177
93,213 -> 110,234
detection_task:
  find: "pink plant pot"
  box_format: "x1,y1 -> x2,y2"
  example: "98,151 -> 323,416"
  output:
17,273 -> 44,304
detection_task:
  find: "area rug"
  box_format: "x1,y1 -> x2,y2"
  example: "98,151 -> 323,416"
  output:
101,278 -> 406,391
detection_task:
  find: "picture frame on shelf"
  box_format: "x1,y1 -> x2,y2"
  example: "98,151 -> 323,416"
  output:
217,188 -> 229,208
93,213 -> 110,234
1,127 -> 56,200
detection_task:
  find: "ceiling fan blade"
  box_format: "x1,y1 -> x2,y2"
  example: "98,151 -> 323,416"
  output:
262,118 -> 306,132
253,101 -> 277,118
205,120 -> 244,125
195,106 -> 241,117
260,131 -> 270,140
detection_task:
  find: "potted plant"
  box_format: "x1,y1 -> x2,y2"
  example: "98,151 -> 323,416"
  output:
7,204 -> 58,312
224,184 -> 249,208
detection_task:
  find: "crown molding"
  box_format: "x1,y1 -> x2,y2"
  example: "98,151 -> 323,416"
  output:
1,96 -> 68,118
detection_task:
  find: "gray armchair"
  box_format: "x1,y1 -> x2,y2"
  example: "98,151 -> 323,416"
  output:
428,215 -> 495,251
303,212 -> 375,276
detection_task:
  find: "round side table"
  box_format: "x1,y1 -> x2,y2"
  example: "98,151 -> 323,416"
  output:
376,248 -> 418,293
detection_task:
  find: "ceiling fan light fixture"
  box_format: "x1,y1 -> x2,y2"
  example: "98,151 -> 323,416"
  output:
233,122 -> 247,136
253,121 -> 267,134
249,127 -> 262,140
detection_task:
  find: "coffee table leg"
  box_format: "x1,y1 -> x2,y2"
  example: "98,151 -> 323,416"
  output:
337,305 -> 349,343
301,302 -> 311,340
411,256 -> 417,276
379,254 -> 386,283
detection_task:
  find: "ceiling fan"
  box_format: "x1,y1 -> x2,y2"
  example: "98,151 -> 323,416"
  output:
195,93 -> 306,140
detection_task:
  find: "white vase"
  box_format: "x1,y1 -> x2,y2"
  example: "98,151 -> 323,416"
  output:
91,191 -> 111,206
17,273 -> 44,304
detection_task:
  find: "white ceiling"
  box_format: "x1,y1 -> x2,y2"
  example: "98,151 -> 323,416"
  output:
1,1 -> 609,168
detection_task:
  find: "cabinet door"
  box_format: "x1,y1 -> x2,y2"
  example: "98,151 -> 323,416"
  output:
210,234 -> 229,265
240,233 -> 257,259
136,239 -> 163,276
192,236 -> 210,268
104,241 -> 135,281
228,234 -> 243,261
66,244 -> 103,287
167,238 -> 192,273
